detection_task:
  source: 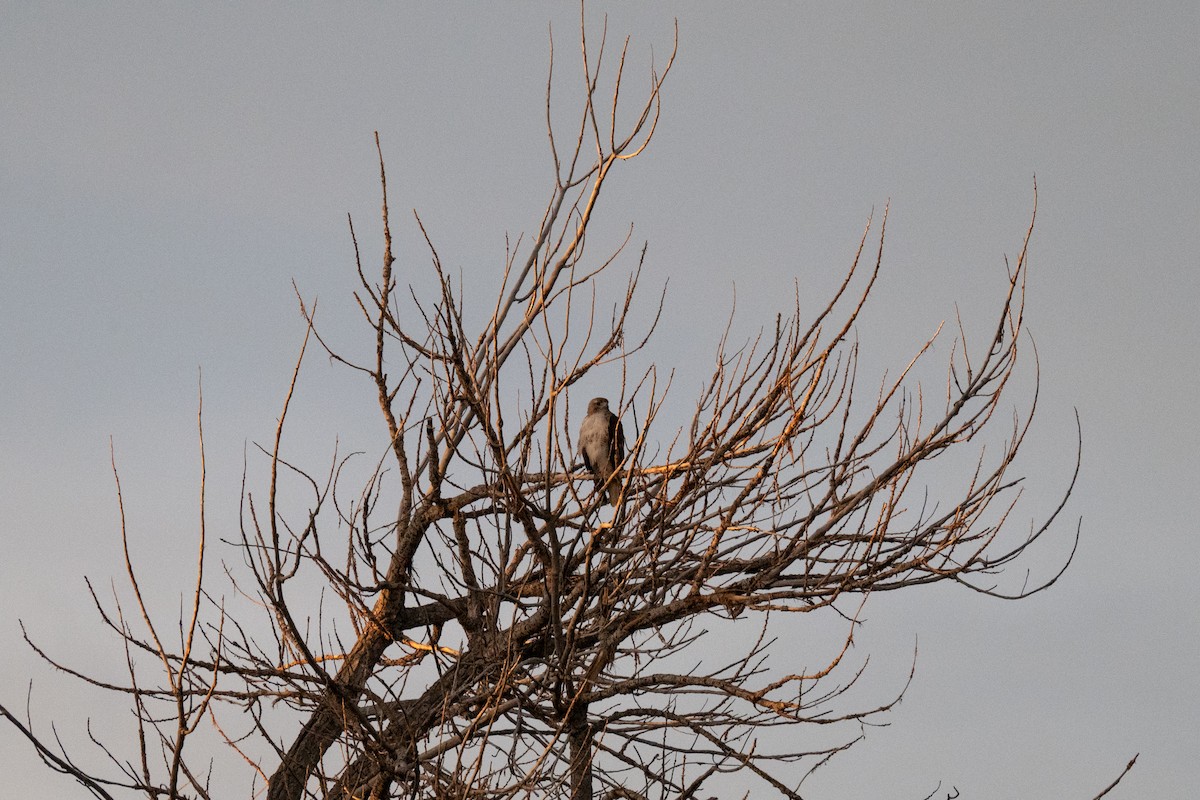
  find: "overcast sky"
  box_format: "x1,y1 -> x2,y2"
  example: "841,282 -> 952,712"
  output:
2,3 -> 1197,798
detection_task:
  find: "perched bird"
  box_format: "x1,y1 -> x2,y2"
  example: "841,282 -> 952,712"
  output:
578,397 -> 625,506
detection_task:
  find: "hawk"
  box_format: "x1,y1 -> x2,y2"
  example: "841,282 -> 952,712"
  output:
578,397 -> 625,506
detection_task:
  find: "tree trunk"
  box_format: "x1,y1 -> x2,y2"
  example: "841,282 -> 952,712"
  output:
567,704 -> 593,800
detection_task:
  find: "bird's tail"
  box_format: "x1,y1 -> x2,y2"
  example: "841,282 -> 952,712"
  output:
605,471 -> 623,506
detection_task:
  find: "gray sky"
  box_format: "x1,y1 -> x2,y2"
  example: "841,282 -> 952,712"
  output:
2,3 -> 1197,797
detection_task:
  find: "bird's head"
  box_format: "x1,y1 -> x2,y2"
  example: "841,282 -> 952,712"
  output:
587,397 -> 610,414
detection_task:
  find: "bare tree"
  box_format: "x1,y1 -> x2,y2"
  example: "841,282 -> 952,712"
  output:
1,15 -> 1133,800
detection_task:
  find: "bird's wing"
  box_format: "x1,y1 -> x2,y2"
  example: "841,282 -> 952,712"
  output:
610,413 -> 625,465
